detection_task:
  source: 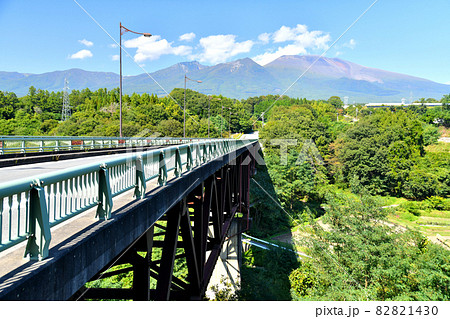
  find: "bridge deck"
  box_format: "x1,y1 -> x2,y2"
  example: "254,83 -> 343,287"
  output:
0,152 -> 147,184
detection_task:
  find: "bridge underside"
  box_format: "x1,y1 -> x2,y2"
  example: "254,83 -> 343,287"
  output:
0,143 -> 256,300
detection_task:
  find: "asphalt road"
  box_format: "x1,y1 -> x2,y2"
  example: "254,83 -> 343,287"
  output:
0,152 -> 136,185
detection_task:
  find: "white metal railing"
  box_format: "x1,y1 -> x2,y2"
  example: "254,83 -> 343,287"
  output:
0,136 -> 209,154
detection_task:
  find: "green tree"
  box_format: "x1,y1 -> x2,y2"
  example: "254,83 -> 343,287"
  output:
337,109 -> 425,196
328,96 -> 343,108
293,194 -> 450,301
157,119 -> 183,137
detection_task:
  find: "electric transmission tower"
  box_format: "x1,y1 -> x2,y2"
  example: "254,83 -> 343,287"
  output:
61,78 -> 71,121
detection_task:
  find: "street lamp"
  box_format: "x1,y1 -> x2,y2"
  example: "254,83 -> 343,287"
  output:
119,22 -> 151,138
184,75 -> 202,138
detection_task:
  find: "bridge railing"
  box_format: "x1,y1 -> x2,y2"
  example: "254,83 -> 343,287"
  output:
0,138 -> 256,260
0,136 -> 209,154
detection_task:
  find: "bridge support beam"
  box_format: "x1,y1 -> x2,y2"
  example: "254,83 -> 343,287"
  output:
76,147 -> 256,301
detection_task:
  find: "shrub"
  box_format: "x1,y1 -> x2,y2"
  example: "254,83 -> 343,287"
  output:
425,196 -> 450,211
401,201 -> 422,216
289,263 -> 317,298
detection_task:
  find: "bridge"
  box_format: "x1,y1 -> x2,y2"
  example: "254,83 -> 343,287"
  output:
0,136 -> 258,300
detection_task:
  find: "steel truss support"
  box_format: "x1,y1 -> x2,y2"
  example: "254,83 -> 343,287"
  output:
74,148 -> 256,300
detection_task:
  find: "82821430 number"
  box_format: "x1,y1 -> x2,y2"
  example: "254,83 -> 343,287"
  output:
375,305 -> 438,316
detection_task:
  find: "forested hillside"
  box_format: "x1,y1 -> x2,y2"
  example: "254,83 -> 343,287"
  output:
0,86 -> 254,137
244,95 -> 450,301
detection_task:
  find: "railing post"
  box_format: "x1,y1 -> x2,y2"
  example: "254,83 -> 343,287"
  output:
195,144 -> 201,166
174,147 -> 183,177
208,143 -> 213,161
186,145 -> 193,171
158,151 -> 167,186
134,155 -> 146,199
39,140 -> 44,152
96,164 -> 113,220
202,144 -> 207,162
21,140 -> 26,153
24,180 -> 51,261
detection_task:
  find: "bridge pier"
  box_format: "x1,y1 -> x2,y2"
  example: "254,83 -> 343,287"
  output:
205,218 -> 244,300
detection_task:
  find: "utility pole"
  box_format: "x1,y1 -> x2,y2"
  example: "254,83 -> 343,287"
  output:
61,78 -> 71,121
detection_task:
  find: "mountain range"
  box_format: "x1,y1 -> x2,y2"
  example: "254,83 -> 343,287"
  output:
1,55 -> 449,102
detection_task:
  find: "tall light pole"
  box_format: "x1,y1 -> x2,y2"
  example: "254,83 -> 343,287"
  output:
120,22 -> 151,138
184,75 -> 202,138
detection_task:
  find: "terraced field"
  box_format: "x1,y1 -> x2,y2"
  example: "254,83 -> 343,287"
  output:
388,209 -> 450,248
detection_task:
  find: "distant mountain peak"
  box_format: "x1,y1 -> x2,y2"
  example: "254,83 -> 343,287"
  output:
175,61 -> 207,73
1,55 -> 449,101
221,57 -> 263,72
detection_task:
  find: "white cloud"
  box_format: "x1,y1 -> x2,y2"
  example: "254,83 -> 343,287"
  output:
79,39 -> 94,47
111,54 -> 119,61
258,32 -> 271,44
179,32 -> 196,42
343,38 -> 356,49
124,35 -> 192,62
69,49 -> 93,59
273,24 -> 308,43
253,24 -> 331,65
253,45 -> 308,66
193,34 -> 254,64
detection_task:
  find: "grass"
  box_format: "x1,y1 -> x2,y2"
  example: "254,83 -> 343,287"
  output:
376,195 -> 408,206
438,126 -> 449,138
425,142 -> 450,153
265,190 -> 450,251
388,207 -> 450,248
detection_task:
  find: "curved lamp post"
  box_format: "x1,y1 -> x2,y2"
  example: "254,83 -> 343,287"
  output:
184,75 -> 202,138
119,22 -> 152,138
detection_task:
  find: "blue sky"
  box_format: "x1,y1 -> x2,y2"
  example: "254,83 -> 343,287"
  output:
1,0 -> 449,84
